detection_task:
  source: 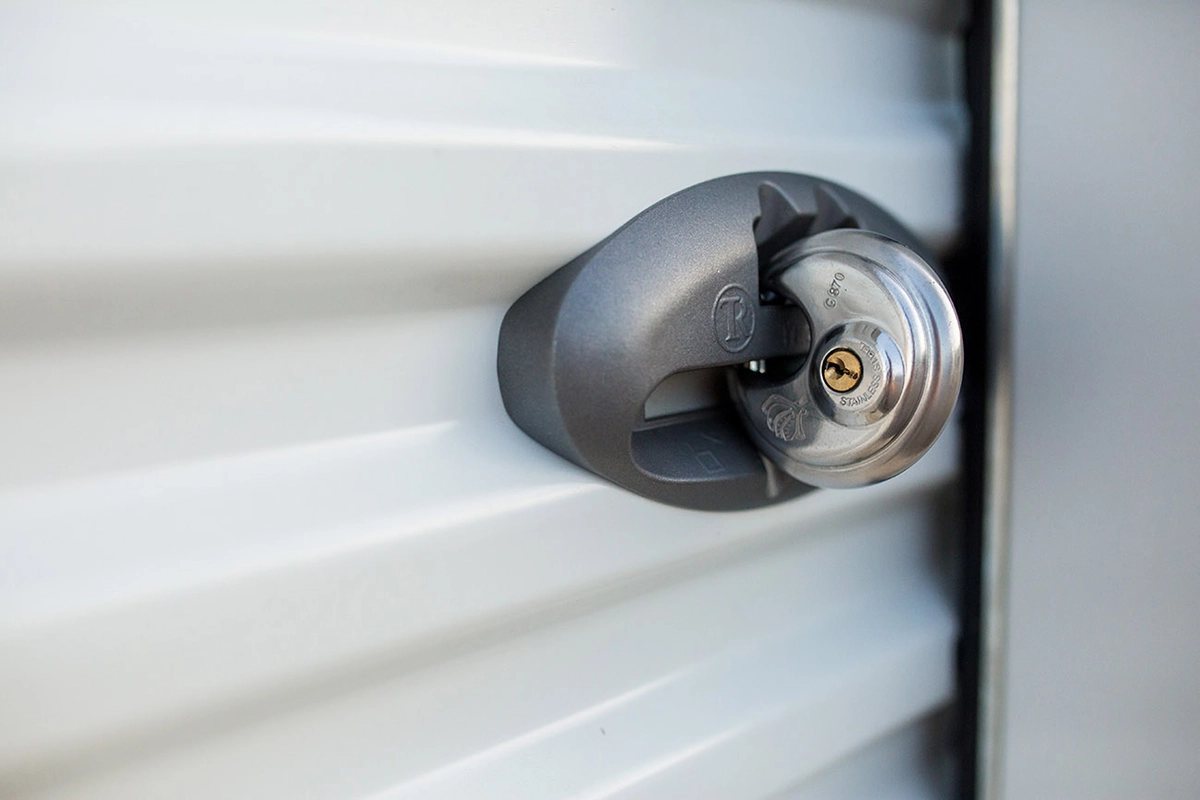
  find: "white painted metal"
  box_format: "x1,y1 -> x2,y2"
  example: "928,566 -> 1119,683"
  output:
0,2 -> 967,797
1002,2 -> 1200,797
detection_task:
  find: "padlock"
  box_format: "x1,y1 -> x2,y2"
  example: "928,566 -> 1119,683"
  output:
731,228 -> 962,488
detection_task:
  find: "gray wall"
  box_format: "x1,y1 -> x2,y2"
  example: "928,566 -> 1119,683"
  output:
1004,1 -> 1200,796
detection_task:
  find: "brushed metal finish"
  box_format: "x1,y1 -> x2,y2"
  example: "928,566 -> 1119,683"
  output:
734,230 -> 962,489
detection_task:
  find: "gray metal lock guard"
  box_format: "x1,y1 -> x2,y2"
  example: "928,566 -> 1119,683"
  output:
497,172 -> 962,510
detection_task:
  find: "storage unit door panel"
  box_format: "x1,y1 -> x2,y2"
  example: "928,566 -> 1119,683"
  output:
0,2 -> 967,798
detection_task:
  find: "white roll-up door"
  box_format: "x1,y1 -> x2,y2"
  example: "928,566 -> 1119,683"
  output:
0,2 -> 968,797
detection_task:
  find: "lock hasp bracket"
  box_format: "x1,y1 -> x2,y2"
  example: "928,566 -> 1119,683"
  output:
496,172 -> 945,510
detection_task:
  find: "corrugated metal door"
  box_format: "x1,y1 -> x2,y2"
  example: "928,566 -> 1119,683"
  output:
0,2 -> 967,797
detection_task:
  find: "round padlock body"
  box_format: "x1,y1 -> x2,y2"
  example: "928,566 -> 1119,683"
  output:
731,229 -> 962,488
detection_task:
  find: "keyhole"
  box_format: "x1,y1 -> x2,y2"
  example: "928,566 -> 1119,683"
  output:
822,349 -> 863,393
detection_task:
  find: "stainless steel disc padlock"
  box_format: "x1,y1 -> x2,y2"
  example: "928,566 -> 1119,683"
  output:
732,228 -> 962,488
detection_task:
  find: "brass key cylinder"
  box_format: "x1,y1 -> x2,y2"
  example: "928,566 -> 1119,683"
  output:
822,349 -> 863,393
